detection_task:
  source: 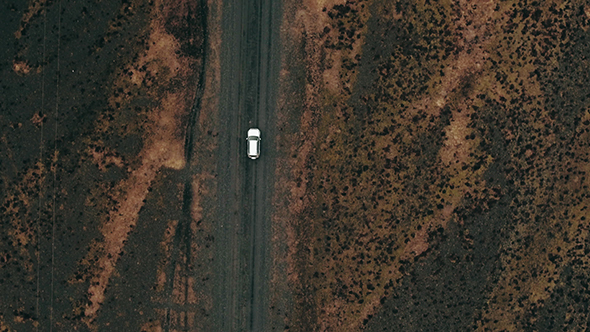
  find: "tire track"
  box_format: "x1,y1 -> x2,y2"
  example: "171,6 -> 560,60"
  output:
34,0 -> 48,328
49,1 -> 62,330
215,0 -> 249,329
161,0 -> 209,330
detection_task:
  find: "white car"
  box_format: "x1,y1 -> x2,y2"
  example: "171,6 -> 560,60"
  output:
246,128 -> 261,159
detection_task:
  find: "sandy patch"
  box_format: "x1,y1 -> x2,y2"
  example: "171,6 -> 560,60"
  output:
140,320 -> 163,332
12,60 -> 32,76
88,143 -> 125,172
439,105 -> 473,167
409,0 -> 496,118
14,0 -> 46,39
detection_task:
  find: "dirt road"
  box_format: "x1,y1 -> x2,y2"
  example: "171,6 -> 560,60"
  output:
214,0 -> 281,330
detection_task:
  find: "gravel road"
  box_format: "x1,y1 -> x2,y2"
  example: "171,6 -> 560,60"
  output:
214,0 -> 281,330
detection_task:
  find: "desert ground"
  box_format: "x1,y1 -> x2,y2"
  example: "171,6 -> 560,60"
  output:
2,0 -> 590,331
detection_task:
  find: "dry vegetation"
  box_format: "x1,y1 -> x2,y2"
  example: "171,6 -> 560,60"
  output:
279,0 -> 590,330
0,0 -> 208,330
73,0 -> 206,328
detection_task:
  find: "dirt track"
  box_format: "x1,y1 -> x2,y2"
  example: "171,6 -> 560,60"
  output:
213,0 -> 281,330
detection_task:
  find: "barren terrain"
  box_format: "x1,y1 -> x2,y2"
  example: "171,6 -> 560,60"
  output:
3,0 -> 590,331
274,0 -> 590,330
1,0 -> 211,330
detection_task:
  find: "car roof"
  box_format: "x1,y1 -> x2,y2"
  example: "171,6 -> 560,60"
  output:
248,139 -> 258,155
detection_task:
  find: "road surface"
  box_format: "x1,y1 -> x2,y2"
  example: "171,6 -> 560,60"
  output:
215,0 -> 281,330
